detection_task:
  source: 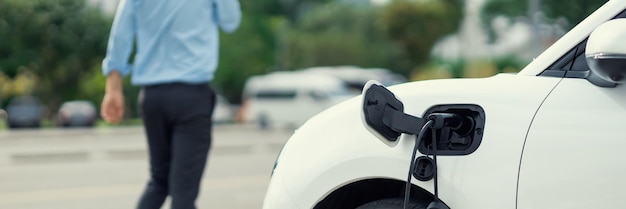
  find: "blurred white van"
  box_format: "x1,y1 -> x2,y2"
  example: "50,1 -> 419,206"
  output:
240,71 -> 355,129
301,66 -> 407,93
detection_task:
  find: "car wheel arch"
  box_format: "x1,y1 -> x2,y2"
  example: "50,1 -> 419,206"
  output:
313,178 -> 434,209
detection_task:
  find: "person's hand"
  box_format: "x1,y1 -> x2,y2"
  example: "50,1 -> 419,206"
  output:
101,71 -> 125,124
101,91 -> 125,124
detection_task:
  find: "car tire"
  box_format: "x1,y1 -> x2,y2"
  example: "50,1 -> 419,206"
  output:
356,198 -> 427,209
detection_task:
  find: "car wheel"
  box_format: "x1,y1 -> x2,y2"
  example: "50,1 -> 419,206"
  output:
356,198 -> 426,209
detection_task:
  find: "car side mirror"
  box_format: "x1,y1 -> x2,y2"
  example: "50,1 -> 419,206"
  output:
586,18 -> 626,84
361,80 -> 424,146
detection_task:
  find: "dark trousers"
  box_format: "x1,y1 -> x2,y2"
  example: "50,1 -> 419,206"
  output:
137,83 -> 215,209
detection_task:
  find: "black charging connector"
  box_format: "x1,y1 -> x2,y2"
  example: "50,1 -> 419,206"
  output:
428,113 -> 461,129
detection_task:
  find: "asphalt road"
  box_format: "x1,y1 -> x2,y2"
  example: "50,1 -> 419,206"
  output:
0,124 -> 292,209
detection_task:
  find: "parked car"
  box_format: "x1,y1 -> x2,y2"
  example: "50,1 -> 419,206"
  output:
6,96 -> 44,129
301,66 -> 407,93
240,71 -> 356,129
263,1 -> 626,209
56,100 -> 97,127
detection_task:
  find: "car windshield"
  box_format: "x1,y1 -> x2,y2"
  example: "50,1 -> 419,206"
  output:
255,90 -> 297,99
8,105 -> 38,113
60,101 -> 95,114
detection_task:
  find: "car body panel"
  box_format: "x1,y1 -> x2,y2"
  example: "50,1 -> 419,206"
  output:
266,75 -> 562,208
518,79 -> 626,208
57,100 -> 97,127
6,96 -> 43,128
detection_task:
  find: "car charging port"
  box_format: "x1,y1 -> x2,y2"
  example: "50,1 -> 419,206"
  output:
418,104 -> 485,156
448,115 -> 474,137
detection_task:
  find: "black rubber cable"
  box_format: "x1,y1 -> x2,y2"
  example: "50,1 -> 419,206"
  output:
431,126 -> 439,203
404,120 -> 434,209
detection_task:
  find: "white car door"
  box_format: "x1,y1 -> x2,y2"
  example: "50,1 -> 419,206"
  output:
518,37 -> 626,208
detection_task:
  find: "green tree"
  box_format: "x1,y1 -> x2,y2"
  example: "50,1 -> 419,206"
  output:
214,13 -> 278,104
381,0 -> 464,76
0,0 -> 112,116
213,0 -> 333,104
282,2 -> 406,73
240,0 -> 331,23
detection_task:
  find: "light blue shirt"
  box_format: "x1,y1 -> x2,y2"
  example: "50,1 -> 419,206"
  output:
102,0 -> 241,86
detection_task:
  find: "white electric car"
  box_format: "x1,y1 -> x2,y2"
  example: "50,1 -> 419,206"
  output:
263,1 -> 626,208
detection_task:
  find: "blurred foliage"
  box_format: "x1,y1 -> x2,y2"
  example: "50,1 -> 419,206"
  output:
282,2 -> 408,73
2,0 -> 614,121
382,0 -> 464,76
482,0 -> 607,40
240,0 -> 331,22
1,0 -> 468,116
0,0 -> 112,117
465,0 -> 608,77
432,59 -> 465,78
214,8 -> 278,104
215,0 -> 339,104
492,55 -> 527,74
216,0 -> 463,103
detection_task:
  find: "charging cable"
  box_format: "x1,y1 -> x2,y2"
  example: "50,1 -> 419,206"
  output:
404,119 -> 433,209
404,113 -> 459,209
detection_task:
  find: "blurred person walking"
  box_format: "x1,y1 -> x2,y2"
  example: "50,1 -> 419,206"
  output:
100,0 -> 241,208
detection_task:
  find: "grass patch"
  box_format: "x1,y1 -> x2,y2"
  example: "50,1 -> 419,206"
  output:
96,118 -> 143,127
42,119 -> 55,128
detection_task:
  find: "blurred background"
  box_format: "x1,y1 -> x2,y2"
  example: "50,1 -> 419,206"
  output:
0,0 -> 608,208
0,0 -> 606,129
